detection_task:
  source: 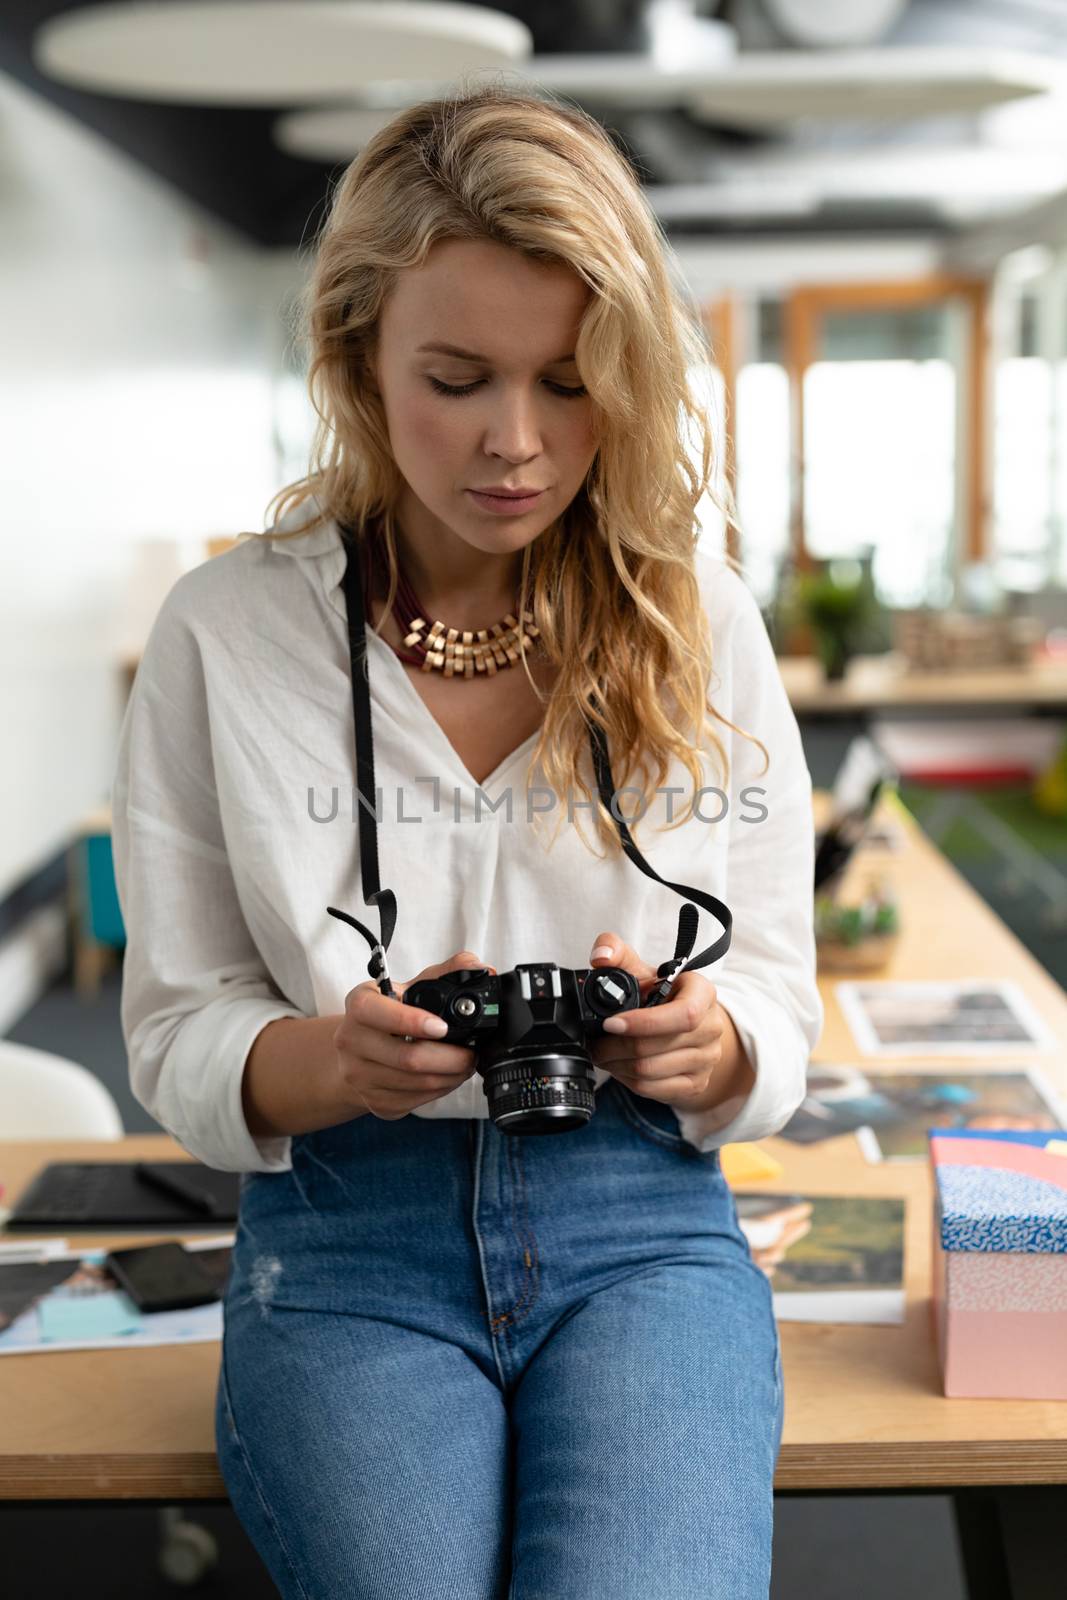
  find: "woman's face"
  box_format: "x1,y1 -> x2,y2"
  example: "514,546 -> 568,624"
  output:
370,237 -> 600,562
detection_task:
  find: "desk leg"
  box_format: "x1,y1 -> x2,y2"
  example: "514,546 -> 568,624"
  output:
953,1487 -> 1066,1600
953,1488 -> 1011,1598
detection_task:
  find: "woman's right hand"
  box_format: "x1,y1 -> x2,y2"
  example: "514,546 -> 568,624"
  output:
332,950 -> 494,1121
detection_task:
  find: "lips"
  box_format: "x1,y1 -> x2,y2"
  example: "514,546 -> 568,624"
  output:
467,487 -> 545,513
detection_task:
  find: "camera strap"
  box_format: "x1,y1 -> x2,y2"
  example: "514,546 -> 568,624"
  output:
327,526 -> 732,1006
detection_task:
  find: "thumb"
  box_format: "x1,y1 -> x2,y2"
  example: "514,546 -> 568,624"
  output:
588,932 -> 658,984
396,950 -> 495,997
448,949 -> 496,974
432,949 -> 497,979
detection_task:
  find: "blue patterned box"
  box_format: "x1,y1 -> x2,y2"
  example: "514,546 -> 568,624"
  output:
929,1128 -> 1067,1398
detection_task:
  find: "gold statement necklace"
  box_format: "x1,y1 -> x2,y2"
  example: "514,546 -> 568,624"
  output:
364,523 -> 541,679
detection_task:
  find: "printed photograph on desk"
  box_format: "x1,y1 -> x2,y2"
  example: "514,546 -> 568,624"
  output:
852,1067 -> 1066,1163
836,979 -> 1056,1056
779,1063 -> 1067,1157
734,1193 -> 905,1325
0,1258 -> 81,1333
778,1064 -> 900,1145
0,1237 -> 234,1355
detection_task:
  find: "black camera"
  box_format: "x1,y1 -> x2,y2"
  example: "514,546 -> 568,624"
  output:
402,962 -> 642,1135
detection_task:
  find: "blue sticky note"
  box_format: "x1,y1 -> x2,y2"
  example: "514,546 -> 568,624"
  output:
39,1290 -> 142,1342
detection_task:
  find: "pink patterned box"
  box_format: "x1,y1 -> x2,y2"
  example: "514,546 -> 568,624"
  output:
929,1128 -> 1067,1400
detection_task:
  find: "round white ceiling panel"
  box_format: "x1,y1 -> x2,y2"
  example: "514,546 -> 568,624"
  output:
763,0 -> 908,49
275,104 -> 399,161
33,1 -> 533,106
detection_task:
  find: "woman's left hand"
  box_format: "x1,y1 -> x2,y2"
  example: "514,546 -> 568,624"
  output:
585,929 -> 733,1113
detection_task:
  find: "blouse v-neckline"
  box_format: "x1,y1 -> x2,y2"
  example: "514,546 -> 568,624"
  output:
313,518 -> 543,790
363,627 -> 542,791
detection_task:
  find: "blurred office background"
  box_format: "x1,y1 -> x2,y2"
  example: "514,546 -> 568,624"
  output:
3,1 -> 1067,1594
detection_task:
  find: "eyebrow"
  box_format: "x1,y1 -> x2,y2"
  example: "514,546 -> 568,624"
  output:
415,341 -> 577,365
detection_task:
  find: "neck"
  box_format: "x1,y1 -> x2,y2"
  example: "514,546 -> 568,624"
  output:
390,526 -> 527,630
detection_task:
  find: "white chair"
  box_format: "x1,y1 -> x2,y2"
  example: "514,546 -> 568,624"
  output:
0,1040 -> 125,1139
0,1039 -> 218,1586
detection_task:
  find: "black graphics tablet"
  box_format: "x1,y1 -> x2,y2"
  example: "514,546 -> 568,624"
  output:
3,1161 -> 240,1231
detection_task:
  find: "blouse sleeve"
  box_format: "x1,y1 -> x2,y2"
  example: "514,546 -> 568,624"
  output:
671,560 -> 824,1154
111,572 -> 305,1174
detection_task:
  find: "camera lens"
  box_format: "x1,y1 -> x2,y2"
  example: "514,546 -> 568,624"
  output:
480,1048 -> 596,1135
461,966 -> 626,1135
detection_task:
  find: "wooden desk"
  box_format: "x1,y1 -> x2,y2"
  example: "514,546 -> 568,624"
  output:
2,793 -> 1066,1575
777,792 -> 1067,1492
0,1132 -> 227,1502
779,651 -> 1067,717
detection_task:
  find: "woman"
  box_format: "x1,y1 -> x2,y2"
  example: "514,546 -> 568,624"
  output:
112,84 -> 822,1600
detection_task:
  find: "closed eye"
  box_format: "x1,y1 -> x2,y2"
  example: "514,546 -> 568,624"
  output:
428,377 -> 587,400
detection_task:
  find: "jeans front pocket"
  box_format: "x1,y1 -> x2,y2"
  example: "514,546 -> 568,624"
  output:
611,1078 -> 720,1166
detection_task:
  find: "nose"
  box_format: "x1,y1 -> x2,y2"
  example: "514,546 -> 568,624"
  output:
483,385 -> 544,462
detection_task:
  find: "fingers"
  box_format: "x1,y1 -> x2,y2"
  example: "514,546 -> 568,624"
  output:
593,1026 -> 699,1062
341,1005 -> 476,1081
339,949 -> 496,1101
602,971 -> 716,1037
351,949 -> 491,1035
378,1028 -> 476,1076
346,981 -> 452,1040
343,984 -> 479,1076
609,1066 -> 714,1103
601,1045 -> 717,1086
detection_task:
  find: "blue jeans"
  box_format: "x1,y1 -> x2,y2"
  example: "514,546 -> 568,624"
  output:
215,1076 -> 784,1599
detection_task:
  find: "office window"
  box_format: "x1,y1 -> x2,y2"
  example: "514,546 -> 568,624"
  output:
993,281 -> 1054,591
735,360 -> 790,608
1050,272 -> 1067,588
803,305 -> 958,607
687,359 -> 728,557
731,299 -> 789,607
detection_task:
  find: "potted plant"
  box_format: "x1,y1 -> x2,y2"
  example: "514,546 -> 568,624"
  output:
787,558 -> 880,681
815,876 -> 900,972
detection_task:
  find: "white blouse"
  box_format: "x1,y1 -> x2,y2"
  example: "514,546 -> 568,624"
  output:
111,505 -> 823,1173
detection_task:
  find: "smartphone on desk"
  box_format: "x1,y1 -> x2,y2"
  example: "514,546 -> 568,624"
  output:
103,1241 -> 219,1313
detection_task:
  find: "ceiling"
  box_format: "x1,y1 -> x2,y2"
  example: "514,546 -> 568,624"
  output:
5,0 -> 1067,247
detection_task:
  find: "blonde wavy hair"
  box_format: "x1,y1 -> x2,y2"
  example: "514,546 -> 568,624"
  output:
266,77 -> 767,855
